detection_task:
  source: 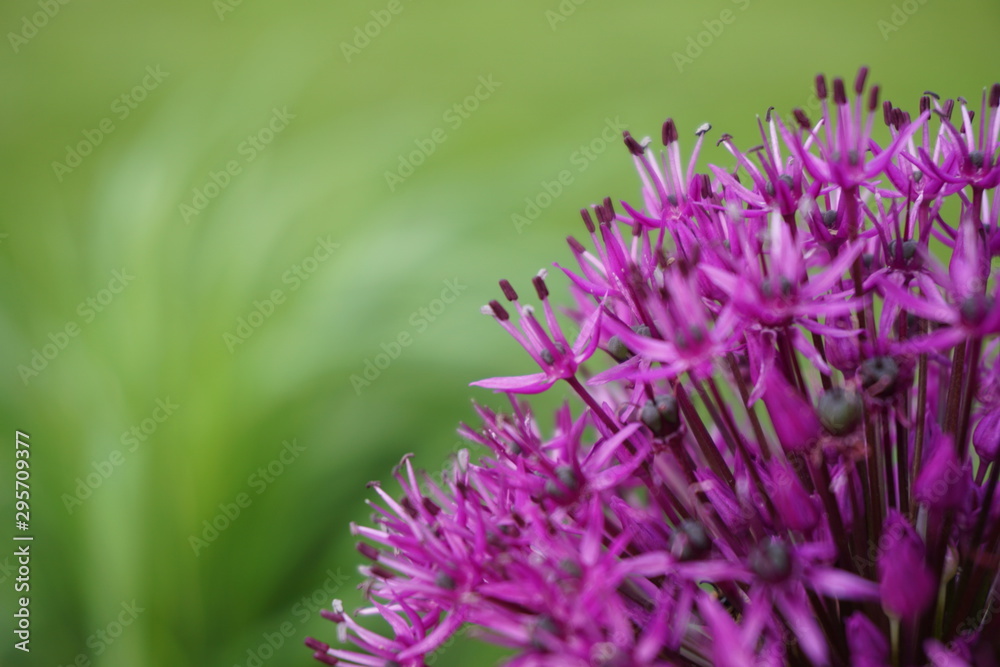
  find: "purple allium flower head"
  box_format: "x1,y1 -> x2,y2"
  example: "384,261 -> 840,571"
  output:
309,69 -> 1000,667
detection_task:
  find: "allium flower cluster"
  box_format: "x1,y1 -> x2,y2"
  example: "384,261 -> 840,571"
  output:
308,69 -> 1000,666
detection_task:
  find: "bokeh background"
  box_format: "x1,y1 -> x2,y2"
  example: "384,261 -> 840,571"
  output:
1,0 -> 998,665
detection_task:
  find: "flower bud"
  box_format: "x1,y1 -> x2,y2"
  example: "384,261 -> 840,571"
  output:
639,395 -> 681,438
670,519 -> 711,561
750,537 -> 792,583
825,317 -> 859,373
763,371 -> 820,452
877,511 -> 936,620
859,356 -> 900,399
914,434 -> 970,511
973,409 -> 1000,463
846,612 -> 889,667
769,462 -> 819,532
817,387 -> 863,435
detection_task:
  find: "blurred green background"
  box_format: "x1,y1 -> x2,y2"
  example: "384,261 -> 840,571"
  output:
1,0 -> 997,665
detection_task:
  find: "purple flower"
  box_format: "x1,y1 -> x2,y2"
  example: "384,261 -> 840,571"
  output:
914,432 -> 972,511
767,461 -> 819,532
762,368 -> 821,453
878,511 -> 937,620
974,409 -> 1000,463
470,273 -> 603,394
914,85 -> 1000,192
309,69 -> 1000,667
846,612 -> 889,667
